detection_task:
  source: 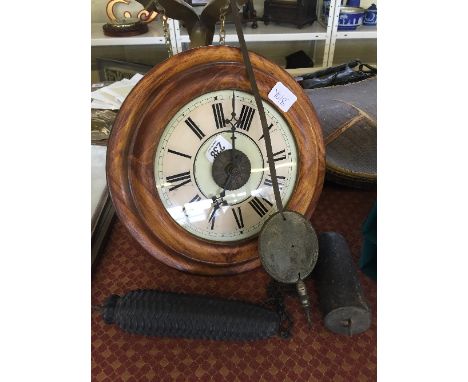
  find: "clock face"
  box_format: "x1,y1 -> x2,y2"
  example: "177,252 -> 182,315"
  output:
154,89 -> 298,242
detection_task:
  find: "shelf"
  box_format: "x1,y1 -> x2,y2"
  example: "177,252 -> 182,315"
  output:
179,22 -> 328,44
91,22 -> 165,47
285,67 -> 326,77
335,25 -> 377,40
91,0 -> 376,67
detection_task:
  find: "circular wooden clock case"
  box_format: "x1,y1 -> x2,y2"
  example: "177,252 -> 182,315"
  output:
106,45 -> 325,275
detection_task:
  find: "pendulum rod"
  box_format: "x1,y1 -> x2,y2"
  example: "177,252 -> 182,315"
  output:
231,0 -> 316,327
229,0 -> 284,218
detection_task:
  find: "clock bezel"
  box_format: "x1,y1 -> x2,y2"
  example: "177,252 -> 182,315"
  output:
107,45 -> 325,275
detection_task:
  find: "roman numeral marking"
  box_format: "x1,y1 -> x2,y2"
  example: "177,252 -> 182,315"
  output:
271,149 -> 287,162
258,123 -> 274,141
212,103 -> 226,129
185,117 -> 205,140
238,105 -> 255,131
262,197 -> 273,207
168,149 -> 191,159
264,175 -> 285,190
231,207 -> 244,229
248,197 -> 270,218
166,171 -> 191,191
189,194 -> 202,203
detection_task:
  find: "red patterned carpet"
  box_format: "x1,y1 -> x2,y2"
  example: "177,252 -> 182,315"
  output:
92,183 -> 377,381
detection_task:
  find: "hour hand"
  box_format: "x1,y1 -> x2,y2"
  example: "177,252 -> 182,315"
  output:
225,91 -> 238,128
208,203 -> 219,229
231,90 -> 236,118
208,203 -> 218,223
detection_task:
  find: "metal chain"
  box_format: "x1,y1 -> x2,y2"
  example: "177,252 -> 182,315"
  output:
218,3 -> 229,45
264,280 -> 293,338
161,11 -> 173,57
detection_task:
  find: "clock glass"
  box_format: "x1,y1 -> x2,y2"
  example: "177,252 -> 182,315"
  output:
154,89 -> 298,242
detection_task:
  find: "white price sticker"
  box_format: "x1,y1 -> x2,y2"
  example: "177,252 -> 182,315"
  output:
205,135 -> 232,163
268,82 -> 297,112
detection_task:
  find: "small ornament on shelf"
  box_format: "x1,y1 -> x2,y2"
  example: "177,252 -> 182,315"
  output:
216,0 -> 258,29
363,3 -> 377,26
106,0 -> 159,23
103,0 -> 159,37
337,6 -> 365,30
103,18 -> 149,37
242,0 -> 258,28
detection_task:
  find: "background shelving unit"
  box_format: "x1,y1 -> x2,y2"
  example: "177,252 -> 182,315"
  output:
178,22 -> 328,43
91,20 -> 179,51
91,17 -> 179,82
327,0 -> 377,66
90,0 -> 376,81
175,21 -> 330,68
335,24 -> 377,39
92,22 -> 164,46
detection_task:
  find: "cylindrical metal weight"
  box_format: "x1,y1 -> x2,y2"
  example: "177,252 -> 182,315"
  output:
313,232 -> 371,335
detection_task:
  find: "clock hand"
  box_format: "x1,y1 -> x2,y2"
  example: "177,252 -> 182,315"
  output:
231,90 -> 236,119
231,91 -> 237,128
219,172 -> 231,204
209,171 -> 232,224
208,203 -> 219,225
230,91 -> 237,164
225,90 -> 238,128
230,122 -> 236,163
228,91 -> 239,177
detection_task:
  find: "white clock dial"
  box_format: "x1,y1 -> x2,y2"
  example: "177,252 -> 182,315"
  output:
154,89 -> 298,242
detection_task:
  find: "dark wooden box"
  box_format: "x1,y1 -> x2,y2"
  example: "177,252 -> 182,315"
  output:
263,0 -> 317,29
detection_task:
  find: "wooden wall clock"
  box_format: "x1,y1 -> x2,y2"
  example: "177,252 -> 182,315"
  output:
106,45 -> 325,275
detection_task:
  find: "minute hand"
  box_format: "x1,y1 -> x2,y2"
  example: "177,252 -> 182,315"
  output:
229,0 -> 284,217
231,91 -> 236,154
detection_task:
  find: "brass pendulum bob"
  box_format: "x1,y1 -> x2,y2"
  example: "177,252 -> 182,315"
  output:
258,211 -> 319,329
